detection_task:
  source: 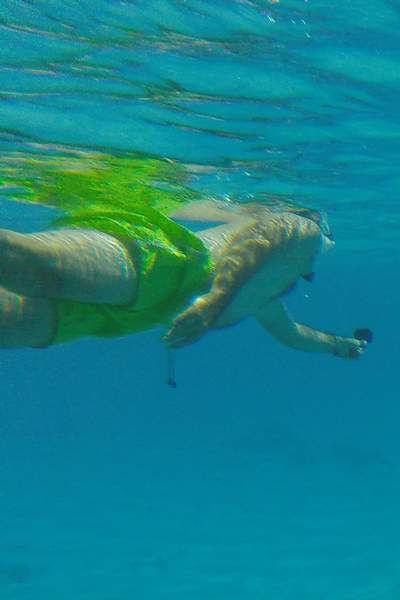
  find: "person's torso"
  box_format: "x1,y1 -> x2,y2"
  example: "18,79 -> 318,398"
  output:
214,212 -> 322,328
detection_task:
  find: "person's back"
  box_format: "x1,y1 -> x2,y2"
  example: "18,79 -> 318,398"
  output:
210,210 -> 323,328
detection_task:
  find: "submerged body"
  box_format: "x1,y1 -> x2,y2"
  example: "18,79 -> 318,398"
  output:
0,198 -> 369,359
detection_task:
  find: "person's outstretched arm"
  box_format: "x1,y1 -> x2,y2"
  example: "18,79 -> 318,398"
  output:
255,300 -> 371,359
164,221 -> 271,348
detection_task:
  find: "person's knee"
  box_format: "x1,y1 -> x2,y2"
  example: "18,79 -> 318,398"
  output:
0,228 -> 63,296
0,228 -> 45,260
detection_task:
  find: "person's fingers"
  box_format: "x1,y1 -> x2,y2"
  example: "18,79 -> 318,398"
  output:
334,337 -> 367,359
168,315 -> 204,339
164,311 -> 208,348
346,339 -> 366,359
165,326 -> 203,348
347,347 -> 363,359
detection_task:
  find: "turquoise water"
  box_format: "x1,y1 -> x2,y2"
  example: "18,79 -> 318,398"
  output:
0,1 -> 399,598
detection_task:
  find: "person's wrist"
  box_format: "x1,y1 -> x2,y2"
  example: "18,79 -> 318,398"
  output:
193,291 -> 225,324
332,336 -> 341,357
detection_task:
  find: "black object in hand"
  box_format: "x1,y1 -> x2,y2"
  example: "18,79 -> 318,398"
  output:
354,328 -> 373,344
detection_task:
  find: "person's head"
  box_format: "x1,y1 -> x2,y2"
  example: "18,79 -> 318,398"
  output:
286,206 -> 333,241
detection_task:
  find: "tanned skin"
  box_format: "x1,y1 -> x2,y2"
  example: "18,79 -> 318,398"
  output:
0,200 -> 370,357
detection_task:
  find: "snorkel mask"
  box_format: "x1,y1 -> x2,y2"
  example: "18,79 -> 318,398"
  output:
304,209 -> 335,251
286,205 -> 334,253
316,211 -> 333,241
288,206 -> 333,240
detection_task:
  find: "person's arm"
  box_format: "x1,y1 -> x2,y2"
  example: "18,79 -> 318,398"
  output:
164,222 -> 271,348
256,300 -> 370,359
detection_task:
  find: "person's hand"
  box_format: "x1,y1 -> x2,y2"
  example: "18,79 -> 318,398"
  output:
163,295 -> 218,349
165,227 -> 271,349
333,337 -> 366,359
333,329 -> 373,359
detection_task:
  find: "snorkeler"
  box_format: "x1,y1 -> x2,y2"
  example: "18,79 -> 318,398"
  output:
0,196 -> 371,359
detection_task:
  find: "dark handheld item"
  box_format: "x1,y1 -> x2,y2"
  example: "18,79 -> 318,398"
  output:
354,328 -> 373,344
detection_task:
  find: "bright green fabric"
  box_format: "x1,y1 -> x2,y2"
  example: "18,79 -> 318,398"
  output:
0,155 -> 199,217
0,154 -> 214,343
51,207 -> 213,344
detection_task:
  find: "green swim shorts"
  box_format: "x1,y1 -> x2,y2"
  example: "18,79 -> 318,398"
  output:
50,206 -> 213,345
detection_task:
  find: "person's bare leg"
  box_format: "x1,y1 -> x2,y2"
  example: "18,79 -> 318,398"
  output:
0,228 -> 137,304
0,286 -> 55,348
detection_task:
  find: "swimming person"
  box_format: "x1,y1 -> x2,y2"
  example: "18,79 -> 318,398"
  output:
0,155 -> 371,357
0,198 -> 370,358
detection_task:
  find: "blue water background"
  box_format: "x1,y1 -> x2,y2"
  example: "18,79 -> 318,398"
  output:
0,1 -> 399,598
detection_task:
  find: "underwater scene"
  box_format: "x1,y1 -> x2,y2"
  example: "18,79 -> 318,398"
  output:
0,1 -> 399,598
